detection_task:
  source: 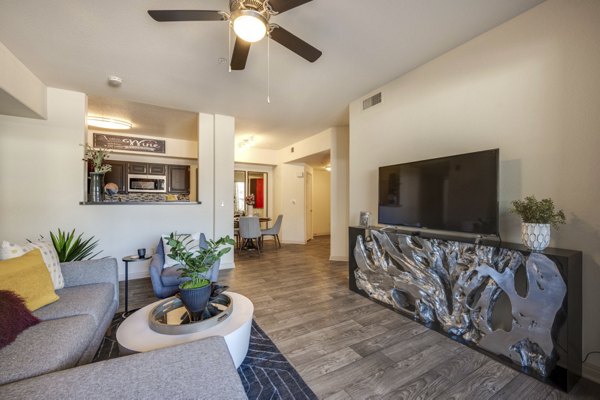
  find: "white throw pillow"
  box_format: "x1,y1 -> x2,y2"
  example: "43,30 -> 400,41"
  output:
0,240 -> 28,260
0,240 -> 65,289
161,233 -> 201,269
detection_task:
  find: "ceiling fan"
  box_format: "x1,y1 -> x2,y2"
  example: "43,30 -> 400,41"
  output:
148,0 -> 322,70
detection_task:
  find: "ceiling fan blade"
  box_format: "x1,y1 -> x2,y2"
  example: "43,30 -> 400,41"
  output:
268,0 -> 313,14
147,10 -> 226,22
231,38 -> 252,70
270,26 -> 322,62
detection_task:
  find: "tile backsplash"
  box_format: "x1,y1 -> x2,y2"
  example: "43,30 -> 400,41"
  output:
101,193 -> 190,202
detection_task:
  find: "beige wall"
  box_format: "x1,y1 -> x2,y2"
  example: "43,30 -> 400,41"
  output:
279,129 -> 331,164
234,146 -> 278,165
0,41 -> 46,119
330,127 -> 349,261
273,163 -> 306,244
349,0 -> 600,379
0,88 -> 235,279
312,169 -> 331,236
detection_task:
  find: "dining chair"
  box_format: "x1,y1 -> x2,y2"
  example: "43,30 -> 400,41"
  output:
238,216 -> 262,255
261,214 -> 283,248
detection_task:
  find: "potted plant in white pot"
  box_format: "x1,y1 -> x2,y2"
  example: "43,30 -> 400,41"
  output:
511,196 -> 566,251
166,233 -> 235,319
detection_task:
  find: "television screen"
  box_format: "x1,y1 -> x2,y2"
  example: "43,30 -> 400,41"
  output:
378,149 -> 499,235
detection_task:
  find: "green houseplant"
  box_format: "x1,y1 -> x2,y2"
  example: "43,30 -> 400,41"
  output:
83,145 -> 112,173
49,228 -> 102,262
511,196 -> 566,251
166,233 -> 235,317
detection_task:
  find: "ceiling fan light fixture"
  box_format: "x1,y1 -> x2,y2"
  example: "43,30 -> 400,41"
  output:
87,116 -> 132,130
232,10 -> 267,43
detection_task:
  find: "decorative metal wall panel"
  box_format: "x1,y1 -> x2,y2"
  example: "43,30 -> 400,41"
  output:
353,229 -> 567,377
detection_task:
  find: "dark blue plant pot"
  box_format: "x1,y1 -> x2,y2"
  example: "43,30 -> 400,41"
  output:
179,284 -> 212,317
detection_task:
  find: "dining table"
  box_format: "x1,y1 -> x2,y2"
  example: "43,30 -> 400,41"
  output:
234,216 -> 271,228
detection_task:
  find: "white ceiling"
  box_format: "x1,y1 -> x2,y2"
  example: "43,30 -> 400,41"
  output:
88,96 -> 198,140
0,0 -> 544,149
292,150 -> 330,169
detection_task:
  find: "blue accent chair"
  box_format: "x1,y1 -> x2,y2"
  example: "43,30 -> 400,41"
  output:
149,233 -> 220,299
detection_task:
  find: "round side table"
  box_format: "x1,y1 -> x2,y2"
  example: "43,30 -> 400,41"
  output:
122,255 -> 151,318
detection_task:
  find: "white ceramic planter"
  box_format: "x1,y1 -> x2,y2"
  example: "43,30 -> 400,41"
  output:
521,223 -> 551,251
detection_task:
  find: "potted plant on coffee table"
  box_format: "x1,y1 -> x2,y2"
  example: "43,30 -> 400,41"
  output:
511,195 -> 566,251
166,233 -> 235,318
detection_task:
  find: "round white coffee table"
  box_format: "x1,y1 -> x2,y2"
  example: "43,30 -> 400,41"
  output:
116,292 -> 253,368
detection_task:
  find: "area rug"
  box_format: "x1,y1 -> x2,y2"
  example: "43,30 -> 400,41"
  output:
93,313 -> 318,400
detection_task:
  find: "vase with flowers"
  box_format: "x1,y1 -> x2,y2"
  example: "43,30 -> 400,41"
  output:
83,145 -> 112,203
245,193 -> 255,216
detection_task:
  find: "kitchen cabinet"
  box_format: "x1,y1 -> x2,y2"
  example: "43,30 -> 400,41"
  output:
128,162 -> 166,175
104,161 -> 127,193
128,162 -> 147,174
148,163 -> 166,175
168,165 -> 190,193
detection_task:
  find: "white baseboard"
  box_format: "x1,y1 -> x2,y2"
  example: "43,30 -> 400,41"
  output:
583,361 -> 600,384
220,262 -> 235,270
329,255 -> 349,262
281,240 -> 307,245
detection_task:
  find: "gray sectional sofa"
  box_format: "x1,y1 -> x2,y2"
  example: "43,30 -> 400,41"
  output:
0,257 -> 247,399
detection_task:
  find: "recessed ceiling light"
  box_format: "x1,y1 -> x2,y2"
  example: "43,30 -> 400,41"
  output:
88,116 -> 132,130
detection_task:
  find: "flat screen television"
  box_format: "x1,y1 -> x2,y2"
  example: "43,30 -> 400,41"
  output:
378,149 -> 499,235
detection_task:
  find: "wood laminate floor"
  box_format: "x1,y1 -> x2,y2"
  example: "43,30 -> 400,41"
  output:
119,236 -> 600,399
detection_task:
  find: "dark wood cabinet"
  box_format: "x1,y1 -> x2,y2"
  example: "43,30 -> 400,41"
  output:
168,165 -> 190,193
128,162 -> 166,175
128,162 -> 147,174
148,163 -> 166,175
104,161 -> 127,193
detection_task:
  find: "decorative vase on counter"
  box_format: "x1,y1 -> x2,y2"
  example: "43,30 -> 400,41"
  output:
521,223 -> 551,251
247,205 -> 254,216
88,172 -> 105,203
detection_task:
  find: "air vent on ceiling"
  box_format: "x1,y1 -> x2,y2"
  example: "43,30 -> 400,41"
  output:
363,92 -> 382,110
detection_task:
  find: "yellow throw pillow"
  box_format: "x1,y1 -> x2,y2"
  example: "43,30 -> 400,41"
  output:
0,249 -> 59,311
0,240 -> 65,290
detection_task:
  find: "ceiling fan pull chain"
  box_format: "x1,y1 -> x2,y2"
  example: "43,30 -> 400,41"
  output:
267,33 -> 271,103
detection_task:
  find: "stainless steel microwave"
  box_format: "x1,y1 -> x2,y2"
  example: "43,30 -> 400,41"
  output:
128,174 -> 167,193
